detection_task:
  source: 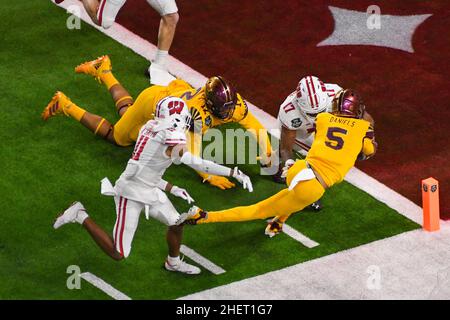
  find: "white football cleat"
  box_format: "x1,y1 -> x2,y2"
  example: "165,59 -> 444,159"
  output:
164,256 -> 201,275
148,63 -> 176,86
53,201 -> 87,229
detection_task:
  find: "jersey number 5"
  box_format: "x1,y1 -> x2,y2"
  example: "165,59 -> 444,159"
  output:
325,127 -> 347,150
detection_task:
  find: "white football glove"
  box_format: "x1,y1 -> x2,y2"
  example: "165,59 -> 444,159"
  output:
281,159 -> 295,179
170,186 -> 195,204
232,167 -> 253,192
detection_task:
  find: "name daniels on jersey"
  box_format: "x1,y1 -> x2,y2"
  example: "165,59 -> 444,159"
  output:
329,116 -> 356,127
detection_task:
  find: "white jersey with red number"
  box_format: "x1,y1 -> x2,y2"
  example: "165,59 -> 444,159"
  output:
114,120 -> 186,204
278,82 -> 342,152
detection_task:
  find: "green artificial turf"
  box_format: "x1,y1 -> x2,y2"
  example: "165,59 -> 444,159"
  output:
0,0 -> 419,299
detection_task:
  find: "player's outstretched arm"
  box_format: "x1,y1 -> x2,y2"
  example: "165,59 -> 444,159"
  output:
237,111 -> 273,166
186,130 -> 236,190
167,146 -> 253,192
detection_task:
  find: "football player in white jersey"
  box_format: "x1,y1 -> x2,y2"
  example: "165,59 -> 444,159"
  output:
54,0 -> 178,82
53,97 -> 252,275
275,76 -> 374,211
275,76 -> 342,210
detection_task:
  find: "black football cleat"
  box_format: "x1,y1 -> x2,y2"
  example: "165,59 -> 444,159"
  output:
310,200 -> 323,211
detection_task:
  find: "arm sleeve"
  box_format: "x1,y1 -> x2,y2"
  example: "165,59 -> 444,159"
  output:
180,151 -> 232,177
186,130 -> 211,180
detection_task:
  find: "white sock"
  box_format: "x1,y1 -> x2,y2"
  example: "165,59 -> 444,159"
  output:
167,255 -> 180,265
76,210 -> 89,225
154,49 -> 169,67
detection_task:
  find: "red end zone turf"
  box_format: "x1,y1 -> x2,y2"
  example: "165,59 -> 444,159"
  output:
116,0 -> 450,218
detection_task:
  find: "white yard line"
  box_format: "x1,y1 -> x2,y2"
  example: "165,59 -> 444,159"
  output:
181,245 -> 226,275
266,219 -> 319,247
80,272 -> 131,300
282,224 -> 319,248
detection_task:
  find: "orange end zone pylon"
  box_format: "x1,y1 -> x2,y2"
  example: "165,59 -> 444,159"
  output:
422,177 -> 440,232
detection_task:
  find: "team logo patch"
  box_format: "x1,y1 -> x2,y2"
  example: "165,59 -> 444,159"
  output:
205,116 -> 212,127
291,118 -> 302,128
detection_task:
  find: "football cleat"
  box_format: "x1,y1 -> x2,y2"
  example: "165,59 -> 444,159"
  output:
310,200 -> 322,211
265,217 -> 283,238
75,55 -> 112,83
41,91 -> 73,120
53,201 -> 87,229
164,256 -> 201,275
182,206 -> 208,225
148,63 -> 176,86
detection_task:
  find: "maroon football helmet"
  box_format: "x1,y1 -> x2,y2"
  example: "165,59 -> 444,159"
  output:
331,89 -> 365,119
204,76 -> 238,120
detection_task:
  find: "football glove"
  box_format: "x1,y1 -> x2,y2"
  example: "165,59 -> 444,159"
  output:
281,159 -> 295,179
232,167 -> 253,192
201,174 -> 236,190
170,186 -> 195,204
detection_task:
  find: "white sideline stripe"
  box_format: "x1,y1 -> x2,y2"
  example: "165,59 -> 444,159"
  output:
266,219 -> 319,247
283,224 -> 319,248
180,245 -> 226,275
55,0 -> 426,225
80,272 -> 131,300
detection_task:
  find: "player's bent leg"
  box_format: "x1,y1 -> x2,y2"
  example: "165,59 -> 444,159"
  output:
75,55 -> 134,116
165,225 -> 201,275
83,217 -> 124,261
96,0 -> 127,29
266,178 -> 325,237
54,201 -> 123,260
111,89 -> 133,117
112,87 -> 164,145
80,0 -> 101,25
112,197 -> 142,259
196,189 -> 295,224
157,12 -> 179,53
78,112 -> 116,143
147,0 -> 179,53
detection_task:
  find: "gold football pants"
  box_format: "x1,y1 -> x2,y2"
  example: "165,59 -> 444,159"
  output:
199,160 -> 325,224
113,85 -> 167,146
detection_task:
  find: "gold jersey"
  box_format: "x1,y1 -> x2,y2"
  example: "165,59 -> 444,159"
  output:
167,79 -> 272,156
167,79 -> 248,133
306,112 -> 374,187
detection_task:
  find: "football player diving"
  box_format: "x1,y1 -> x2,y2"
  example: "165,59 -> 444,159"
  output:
42,55 -> 272,190
53,97 -> 253,274
184,89 -> 378,238
274,75 -> 375,211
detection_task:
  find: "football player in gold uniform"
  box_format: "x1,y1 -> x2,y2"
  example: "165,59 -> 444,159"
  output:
185,89 -> 378,237
42,55 -> 272,189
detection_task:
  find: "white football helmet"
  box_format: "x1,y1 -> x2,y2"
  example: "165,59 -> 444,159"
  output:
295,76 -> 330,121
154,96 -> 191,131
